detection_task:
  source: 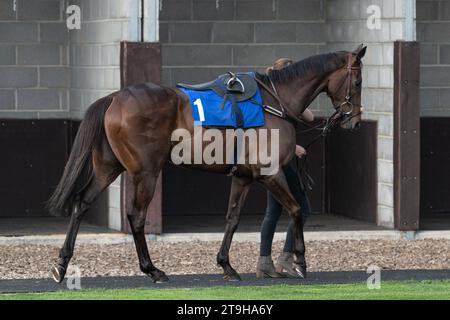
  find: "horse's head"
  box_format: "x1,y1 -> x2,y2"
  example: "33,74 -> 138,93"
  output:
325,45 -> 366,131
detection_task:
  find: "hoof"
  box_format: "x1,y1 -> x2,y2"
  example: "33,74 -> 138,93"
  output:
149,270 -> 169,283
223,272 -> 242,282
51,265 -> 66,284
256,270 -> 286,279
293,264 -> 307,279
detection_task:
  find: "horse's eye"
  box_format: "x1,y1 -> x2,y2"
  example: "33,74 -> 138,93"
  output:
354,79 -> 362,87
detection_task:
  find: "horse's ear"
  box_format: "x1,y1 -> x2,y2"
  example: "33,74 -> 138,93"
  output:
354,44 -> 367,60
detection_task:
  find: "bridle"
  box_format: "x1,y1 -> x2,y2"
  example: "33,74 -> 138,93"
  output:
300,53 -> 363,137
325,53 -> 363,127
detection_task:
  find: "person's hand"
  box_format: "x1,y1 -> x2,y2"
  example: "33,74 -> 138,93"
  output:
295,145 -> 307,158
302,109 -> 314,122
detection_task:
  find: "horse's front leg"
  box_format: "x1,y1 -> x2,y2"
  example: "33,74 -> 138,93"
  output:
291,215 -> 306,278
258,171 -> 307,278
217,175 -> 251,281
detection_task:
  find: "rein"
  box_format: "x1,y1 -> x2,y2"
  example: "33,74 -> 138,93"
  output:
253,76 -> 307,125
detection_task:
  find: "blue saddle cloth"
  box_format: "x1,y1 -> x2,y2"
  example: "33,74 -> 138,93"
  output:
178,73 -> 265,128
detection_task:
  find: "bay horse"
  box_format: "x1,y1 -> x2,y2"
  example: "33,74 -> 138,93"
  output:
48,45 -> 366,283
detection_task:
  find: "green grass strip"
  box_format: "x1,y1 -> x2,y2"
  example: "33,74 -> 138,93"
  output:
1,280 -> 449,300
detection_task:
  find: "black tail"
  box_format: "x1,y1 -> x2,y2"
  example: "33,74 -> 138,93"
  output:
47,95 -> 113,214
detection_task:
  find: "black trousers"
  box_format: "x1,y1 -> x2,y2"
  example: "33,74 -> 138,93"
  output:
260,164 -> 312,256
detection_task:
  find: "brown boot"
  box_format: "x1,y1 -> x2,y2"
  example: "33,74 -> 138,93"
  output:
276,252 -> 302,277
256,256 -> 286,278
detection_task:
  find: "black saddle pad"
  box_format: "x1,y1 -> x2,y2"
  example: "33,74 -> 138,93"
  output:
177,73 -> 258,102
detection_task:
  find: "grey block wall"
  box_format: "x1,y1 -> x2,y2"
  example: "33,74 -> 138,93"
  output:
0,0 -> 139,120
68,0 -> 138,120
159,0 -> 327,112
0,0 -> 69,118
417,0 -> 450,117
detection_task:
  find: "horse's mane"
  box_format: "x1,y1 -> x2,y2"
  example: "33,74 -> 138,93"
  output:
257,51 -> 348,85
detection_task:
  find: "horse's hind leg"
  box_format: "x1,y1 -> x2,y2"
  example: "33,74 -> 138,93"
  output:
257,171 -> 307,278
217,175 -> 252,281
126,170 -> 168,283
52,152 -> 122,283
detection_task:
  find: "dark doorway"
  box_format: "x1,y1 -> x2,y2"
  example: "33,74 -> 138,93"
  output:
0,120 -> 74,217
326,121 -> 378,223
0,119 -> 107,226
420,117 -> 450,230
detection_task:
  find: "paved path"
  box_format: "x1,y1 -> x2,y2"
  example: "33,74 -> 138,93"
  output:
0,270 -> 448,294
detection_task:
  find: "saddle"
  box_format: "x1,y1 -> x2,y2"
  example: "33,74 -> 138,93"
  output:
177,72 -> 258,102
178,72 -> 263,176
177,72 -> 259,128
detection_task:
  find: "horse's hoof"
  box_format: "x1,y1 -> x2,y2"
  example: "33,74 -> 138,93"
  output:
150,271 -> 169,283
293,264 -> 307,279
51,265 -> 66,284
223,272 -> 242,282
154,275 -> 170,284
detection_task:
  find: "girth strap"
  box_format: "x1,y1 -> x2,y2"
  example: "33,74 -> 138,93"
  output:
215,80 -> 244,128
